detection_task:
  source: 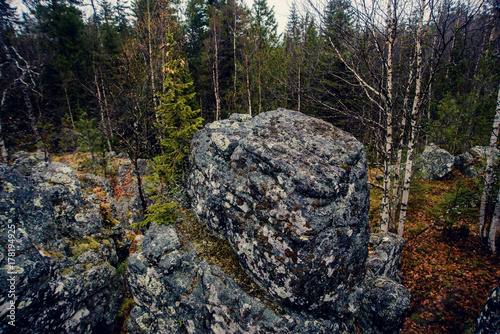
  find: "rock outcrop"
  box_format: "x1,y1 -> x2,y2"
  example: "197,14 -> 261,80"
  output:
475,286 -> 500,334
127,223 -> 357,333
455,146 -> 500,178
187,109 -> 370,317
0,158 -> 130,333
361,234 -> 410,333
417,144 -> 454,180
171,109 -> 411,332
127,220 -> 410,334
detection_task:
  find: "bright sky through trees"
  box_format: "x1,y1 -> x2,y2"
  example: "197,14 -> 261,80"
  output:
9,0 -> 293,34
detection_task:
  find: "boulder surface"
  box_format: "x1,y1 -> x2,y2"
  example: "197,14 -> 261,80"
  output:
417,144 -> 454,180
0,160 -> 129,333
127,223 -> 356,333
187,109 -> 370,317
475,286 -> 500,334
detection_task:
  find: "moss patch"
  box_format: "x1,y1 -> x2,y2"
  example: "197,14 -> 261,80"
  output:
174,211 -> 283,314
71,237 -> 101,258
61,267 -> 74,276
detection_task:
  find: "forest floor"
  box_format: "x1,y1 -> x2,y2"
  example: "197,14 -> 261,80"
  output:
369,169 -> 500,334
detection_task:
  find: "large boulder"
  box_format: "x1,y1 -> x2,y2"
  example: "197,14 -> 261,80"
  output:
126,219 -> 410,334
0,161 -> 130,333
417,144 -> 454,180
475,286 -> 500,334
187,109 -> 370,317
127,223 -> 357,333
455,146 -> 500,178
454,151 -> 479,178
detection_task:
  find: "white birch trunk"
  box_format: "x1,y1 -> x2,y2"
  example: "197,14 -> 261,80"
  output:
479,84 -> 500,239
390,62 -> 414,226
94,66 -> 112,153
213,17 -> 221,121
147,0 -> 159,123
489,189 -> 500,253
380,0 -> 397,234
398,0 -> 425,237
245,53 -> 252,116
0,91 -> 9,162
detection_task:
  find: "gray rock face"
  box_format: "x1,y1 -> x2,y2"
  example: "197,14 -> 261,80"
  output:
11,150 -> 47,176
475,286 -> 500,334
361,234 -> 411,334
366,233 -> 405,280
0,161 -> 129,333
127,223 -> 357,334
417,144 -> 454,180
455,151 -> 479,177
469,146 -> 500,159
455,146 -> 500,178
187,109 -> 370,317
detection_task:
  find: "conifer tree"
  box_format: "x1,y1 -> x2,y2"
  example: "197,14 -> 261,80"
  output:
134,30 -> 203,228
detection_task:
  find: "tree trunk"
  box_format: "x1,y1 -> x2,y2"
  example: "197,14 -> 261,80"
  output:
147,0 -> 159,123
258,54 -> 262,115
489,188 -> 500,254
479,84 -> 500,239
380,0 -> 397,234
398,0 -> 425,237
94,65 -> 112,153
63,83 -> 75,130
212,16 -> 221,121
233,0 -> 237,112
245,52 -> 252,116
390,61 -> 414,228
133,156 -> 148,213
0,91 -> 9,162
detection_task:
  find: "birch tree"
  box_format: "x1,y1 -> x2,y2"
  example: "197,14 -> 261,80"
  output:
309,0 -> 484,236
480,84 -> 500,247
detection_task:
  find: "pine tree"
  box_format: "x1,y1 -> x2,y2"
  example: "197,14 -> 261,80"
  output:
133,31 -> 203,228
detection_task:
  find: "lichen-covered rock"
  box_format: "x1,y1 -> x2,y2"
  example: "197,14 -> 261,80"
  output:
455,151 -> 479,178
417,144 -> 454,180
361,278 -> 411,334
127,223 -> 356,334
475,286 -> 500,334
0,162 -> 130,333
455,146 -> 500,178
469,146 -> 500,160
11,150 -> 47,176
187,109 -> 370,317
366,233 -> 405,280
361,233 -> 410,334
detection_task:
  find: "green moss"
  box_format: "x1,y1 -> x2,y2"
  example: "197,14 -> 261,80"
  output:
117,297 -> 135,318
61,267 -> 74,276
71,237 -> 100,258
410,313 -> 420,323
116,258 -> 129,275
174,211 -> 283,314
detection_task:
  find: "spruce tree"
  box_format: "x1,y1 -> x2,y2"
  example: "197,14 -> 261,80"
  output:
133,30 -> 203,228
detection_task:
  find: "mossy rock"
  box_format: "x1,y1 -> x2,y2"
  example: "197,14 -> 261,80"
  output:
61,267 -> 74,276
71,237 -> 101,258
